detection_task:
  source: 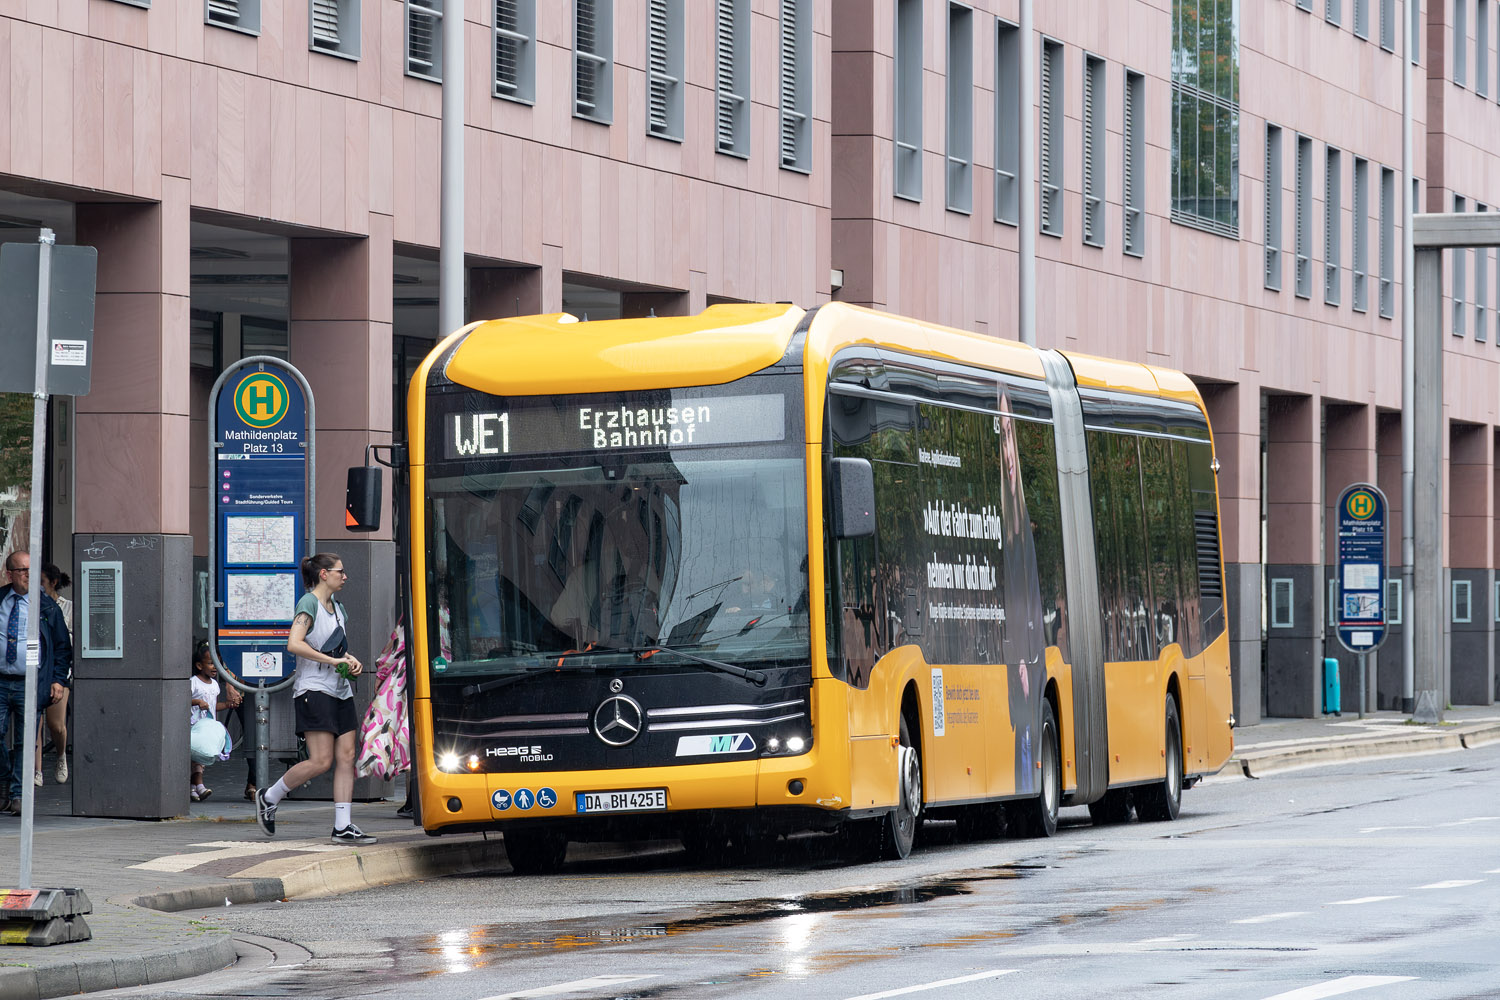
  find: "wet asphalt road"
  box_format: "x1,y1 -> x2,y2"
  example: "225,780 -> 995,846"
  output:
99,745 -> 1500,1000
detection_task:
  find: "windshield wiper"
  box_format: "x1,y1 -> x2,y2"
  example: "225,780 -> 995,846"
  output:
633,644 -> 768,686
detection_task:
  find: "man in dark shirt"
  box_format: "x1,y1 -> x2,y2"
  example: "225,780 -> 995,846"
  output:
0,550 -> 72,815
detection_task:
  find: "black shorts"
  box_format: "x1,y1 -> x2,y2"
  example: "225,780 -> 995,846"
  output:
294,691 -> 358,737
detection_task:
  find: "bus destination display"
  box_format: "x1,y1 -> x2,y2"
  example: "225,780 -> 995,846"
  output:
443,393 -> 786,460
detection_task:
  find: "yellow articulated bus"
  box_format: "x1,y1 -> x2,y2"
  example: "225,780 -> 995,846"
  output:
398,302 -> 1234,873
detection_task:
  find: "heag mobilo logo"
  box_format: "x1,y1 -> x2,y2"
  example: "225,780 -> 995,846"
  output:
675,733 -> 755,756
234,372 -> 291,429
487,744 -> 553,762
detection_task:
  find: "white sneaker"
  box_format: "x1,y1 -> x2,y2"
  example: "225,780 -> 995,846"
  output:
33,770 -> 42,788
54,757 -> 68,784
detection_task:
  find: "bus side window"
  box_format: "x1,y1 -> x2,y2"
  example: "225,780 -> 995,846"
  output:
1187,442 -> 1225,646
1016,420 -> 1069,662
1140,438 -> 1182,652
1087,430 -> 1121,662
826,390 -> 917,687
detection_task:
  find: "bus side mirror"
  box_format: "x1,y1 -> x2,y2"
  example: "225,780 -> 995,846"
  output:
830,457 -> 875,539
345,466 -> 382,532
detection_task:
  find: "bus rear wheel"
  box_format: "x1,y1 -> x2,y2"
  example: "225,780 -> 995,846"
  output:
504,828 -> 568,875
1008,700 -> 1060,838
1136,697 -> 1183,822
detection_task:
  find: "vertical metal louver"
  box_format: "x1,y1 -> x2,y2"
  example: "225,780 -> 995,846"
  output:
715,0 -> 747,154
408,0 -> 440,75
1040,41 -> 1062,235
1082,55 -> 1104,245
779,0 -> 805,168
495,0 -> 520,93
577,0 -> 598,111
311,0 -> 340,46
648,0 -> 671,134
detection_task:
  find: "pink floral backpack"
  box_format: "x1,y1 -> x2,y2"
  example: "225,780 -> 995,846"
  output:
355,622 -> 411,779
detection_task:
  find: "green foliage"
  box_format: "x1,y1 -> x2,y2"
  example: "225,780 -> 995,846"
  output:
0,393 -> 34,490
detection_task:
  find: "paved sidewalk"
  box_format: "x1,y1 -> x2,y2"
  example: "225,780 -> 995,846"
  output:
1227,704 -> 1500,777
4,708 -> 1500,999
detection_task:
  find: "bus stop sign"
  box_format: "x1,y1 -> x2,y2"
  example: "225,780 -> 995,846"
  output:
1335,483 -> 1388,654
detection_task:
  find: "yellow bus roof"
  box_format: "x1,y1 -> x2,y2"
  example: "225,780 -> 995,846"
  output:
443,303 -> 805,395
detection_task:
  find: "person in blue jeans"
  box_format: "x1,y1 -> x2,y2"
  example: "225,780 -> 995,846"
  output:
0,550 -> 71,815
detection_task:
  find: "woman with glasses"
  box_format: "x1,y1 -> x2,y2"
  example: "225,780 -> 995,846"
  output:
253,552 -> 375,845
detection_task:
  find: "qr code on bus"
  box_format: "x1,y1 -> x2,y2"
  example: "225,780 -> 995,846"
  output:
930,668 -> 945,737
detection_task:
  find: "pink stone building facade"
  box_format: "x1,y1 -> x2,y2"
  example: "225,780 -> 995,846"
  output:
0,0 -> 1493,813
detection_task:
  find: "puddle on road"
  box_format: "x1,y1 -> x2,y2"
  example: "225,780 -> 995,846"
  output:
396,863 -> 1041,974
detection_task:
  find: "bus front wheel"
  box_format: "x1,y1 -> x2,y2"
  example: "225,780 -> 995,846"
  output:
504,828 -> 568,875
878,713 -> 923,860
1136,697 -> 1183,822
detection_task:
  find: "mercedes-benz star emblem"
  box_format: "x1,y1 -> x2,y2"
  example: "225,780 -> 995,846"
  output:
593,694 -> 644,747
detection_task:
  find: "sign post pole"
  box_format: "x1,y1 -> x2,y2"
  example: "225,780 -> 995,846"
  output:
16,231 -> 54,889
1334,483 -> 1390,715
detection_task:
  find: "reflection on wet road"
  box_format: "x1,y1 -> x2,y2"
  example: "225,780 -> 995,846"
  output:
123,752 -> 1500,1000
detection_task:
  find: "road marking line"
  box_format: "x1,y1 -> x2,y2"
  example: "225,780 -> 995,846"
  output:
1329,895 -> 1402,905
476,975 -> 659,999
843,969 -> 1017,1000
1234,912 -> 1308,924
1415,879 -> 1483,889
1258,975 -> 1417,1000
1487,868 -> 1500,874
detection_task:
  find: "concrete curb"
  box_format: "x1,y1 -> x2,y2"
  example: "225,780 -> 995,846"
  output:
135,835 -> 511,910
1232,722 -> 1500,777
0,926 -> 235,1000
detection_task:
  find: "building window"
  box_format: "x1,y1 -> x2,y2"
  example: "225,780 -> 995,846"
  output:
1327,0 -> 1342,26
1456,0 -> 1468,86
1324,145 -> 1341,306
1413,0 -> 1422,63
1298,0 -> 1313,10
1379,165 -> 1395,317
206,0 -> 260,34
310,0 -> 359,59
995,20 -> 1021,225
946,4 -> 974,213
1453,579 -> 1473,623
894,0 -> 923,201
1481,0 -> 1492,96
406,0 -> 442,81
1265,124 -> 1283,289
1171,0 -> 1240,237
1454,195 -> 1468,336
1355,0 -> 1370,36
716,0 -> 751,157
1040,38 -> 1064,235
1271,578 -> 1294,628
1478,204 -> 1489,342
779,0 -> 812,172
495,0 -> 536,103
575,0 -> 614,123
1295,135 -> 1313,298
1353,157 -> 1369,312
647,0 -> 684,139
1381,0 -> 1395,49
1124,69 -> 1146,257
1082,53 -> 1106,245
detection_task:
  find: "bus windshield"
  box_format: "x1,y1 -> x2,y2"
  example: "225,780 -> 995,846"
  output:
425,455 -> 811,677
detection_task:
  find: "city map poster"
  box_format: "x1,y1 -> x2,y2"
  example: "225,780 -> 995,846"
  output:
225,571 -> 298,623
225,514 -> 297,565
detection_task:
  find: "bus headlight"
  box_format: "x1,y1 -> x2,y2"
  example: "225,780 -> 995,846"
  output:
761,732 -> 811,757
439,752 -> 460,772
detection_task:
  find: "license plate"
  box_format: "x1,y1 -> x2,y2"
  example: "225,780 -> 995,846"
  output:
576,788 -> 667,814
